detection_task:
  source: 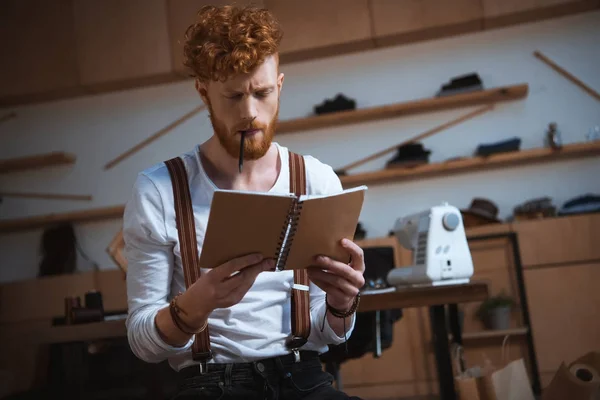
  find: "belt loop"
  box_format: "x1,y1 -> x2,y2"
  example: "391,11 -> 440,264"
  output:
224,363 -> 233,387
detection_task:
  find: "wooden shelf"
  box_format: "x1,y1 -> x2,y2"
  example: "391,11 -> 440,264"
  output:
0,151 -> 76,174
462,327 -> 529,341
340,141 -> 600,187
0,205 -> 125,233
276,83 -> 528,134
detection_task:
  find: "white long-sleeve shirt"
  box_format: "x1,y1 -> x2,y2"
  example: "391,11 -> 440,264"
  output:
122,142 -> 355,371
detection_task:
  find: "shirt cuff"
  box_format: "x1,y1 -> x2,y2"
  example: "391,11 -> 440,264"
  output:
127,305 -> 194,363
313,302 -> 356,345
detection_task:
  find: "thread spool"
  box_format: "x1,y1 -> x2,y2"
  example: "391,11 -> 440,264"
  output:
64,296 -> 81,325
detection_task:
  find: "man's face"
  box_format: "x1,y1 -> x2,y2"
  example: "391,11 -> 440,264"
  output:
199,55 -> 283,160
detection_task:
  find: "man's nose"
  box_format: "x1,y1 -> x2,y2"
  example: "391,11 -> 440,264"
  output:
239,96 -> 258,121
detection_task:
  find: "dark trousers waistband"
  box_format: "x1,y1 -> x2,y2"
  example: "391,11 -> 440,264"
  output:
178,350 -> 321,380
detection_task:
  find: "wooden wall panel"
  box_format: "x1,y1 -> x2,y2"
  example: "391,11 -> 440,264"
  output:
167,0 -> 265,77
339,312 -> 419,387
73,0 -> 172,85
0,272 -> 95,324
462,238 -> 524,333
482,0 -> 600,28
514,214 -> 600,267
0,0 -> 79,97
483,0 -> 584,17
371,0 -> 483,46
96,269 -> 128,312
524,262 -> 600,375
265,0 -> 373,62
0,270 -> 124,324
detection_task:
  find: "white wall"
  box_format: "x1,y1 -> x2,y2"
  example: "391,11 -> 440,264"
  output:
1,11 -> 599,284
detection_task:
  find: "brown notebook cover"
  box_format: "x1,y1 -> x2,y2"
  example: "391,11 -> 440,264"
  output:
198,186 -> 367,270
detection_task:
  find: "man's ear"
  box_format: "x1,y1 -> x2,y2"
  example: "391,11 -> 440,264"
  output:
195,79 -> 209,104
277,72 -> 284,95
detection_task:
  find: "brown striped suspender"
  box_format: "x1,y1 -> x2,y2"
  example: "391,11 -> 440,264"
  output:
164,150 -> 311,366
286,151 -> 312,352
165,157 -> 212,364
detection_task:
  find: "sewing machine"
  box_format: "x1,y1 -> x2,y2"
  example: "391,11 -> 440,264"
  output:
387,203 -> 474,287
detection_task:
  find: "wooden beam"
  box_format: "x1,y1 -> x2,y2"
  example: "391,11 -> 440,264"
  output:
336,104 -> 494,173
534,50 -> 600,101
104,104 -> 207,170
0,152 -> 76,174
276,83 -> 528,134
340,141 -> 600,187
0,192 -> 92,201
0,205 -> 124,233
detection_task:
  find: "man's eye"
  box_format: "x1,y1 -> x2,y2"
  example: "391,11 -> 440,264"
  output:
226,94 -> 242,100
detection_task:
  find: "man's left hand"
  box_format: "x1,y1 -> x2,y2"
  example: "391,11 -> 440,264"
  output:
307,238 -> 365,312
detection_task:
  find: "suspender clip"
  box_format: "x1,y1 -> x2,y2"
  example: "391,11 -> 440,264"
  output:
192,350 -> 213,374
292,349 -> 301,363
199,360 -> 208,374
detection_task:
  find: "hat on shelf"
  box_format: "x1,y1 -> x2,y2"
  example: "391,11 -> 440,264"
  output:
460,198 -> 501,228
436,72 -> 484,97
386,142 -> 431,168
314,93 -> 356,115
475,137 -> 521,157
513,196 -> 557,221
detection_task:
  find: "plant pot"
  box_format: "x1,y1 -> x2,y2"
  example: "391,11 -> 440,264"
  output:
483,306 -> 511,330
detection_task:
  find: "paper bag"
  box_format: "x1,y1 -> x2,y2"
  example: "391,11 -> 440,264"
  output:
454,344 -> 498,400
456,373 -> 498,400
454,336 -> 535,400
490,358 -> 536,400
542,351 -> 600,400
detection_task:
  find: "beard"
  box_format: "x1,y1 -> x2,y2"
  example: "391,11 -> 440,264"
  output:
207,100 -> 278,161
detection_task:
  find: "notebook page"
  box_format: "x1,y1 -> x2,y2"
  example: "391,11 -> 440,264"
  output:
199,190 -> 296,269
284,186 -> 367,270
298,185 -> 368,202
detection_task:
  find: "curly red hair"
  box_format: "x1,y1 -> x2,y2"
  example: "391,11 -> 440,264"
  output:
183,4 -> 283,83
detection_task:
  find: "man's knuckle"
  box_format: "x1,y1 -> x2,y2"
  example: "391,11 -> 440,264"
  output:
358,275 -> 365,286
356,247 -> 364,259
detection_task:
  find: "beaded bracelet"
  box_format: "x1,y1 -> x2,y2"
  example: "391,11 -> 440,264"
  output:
326,293 -> 361,318
169,293 -> 207,335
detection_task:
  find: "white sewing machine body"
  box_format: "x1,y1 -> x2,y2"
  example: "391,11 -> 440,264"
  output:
387,203 -> 474,287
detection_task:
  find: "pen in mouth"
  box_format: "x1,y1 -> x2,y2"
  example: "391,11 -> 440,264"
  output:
239,131 -> 246,173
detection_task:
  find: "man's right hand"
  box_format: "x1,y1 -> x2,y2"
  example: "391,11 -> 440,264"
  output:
179,253 -> 275,326
155,253 -> 274,346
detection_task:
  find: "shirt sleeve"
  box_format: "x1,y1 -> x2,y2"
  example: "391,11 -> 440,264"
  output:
123,173 -> 193,363
304,157 -> 356,345
309,283 -> 356,345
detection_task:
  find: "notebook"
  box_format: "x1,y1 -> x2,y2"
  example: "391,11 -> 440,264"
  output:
199,185 -> 368,270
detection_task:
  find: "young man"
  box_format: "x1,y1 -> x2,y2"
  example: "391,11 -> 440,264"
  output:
123,4 -> 365,399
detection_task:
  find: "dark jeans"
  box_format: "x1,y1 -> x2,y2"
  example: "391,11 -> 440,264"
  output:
172,351 -> 362,400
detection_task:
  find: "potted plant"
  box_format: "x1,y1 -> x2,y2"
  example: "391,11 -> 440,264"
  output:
475,291 -> 515,330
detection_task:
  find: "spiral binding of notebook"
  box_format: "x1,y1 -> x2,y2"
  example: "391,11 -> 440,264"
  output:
275,198 -> 304,271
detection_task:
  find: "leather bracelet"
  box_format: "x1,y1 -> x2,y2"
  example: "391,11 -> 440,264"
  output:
169,293 -> 207,335
326,293 -> 360,318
